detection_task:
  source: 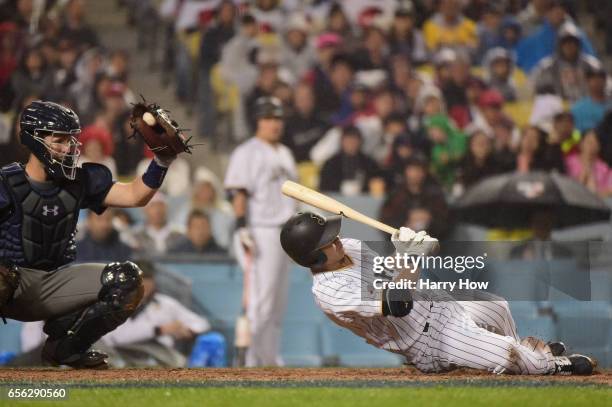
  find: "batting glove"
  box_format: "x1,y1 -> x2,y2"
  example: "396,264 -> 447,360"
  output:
237,227 -> 256,255
391,227 -> 439,257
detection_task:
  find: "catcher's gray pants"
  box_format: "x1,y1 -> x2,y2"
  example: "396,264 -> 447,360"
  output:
2,263 -> 105,322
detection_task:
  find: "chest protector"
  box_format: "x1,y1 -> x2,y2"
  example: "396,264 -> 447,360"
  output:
0,163 -> 85,271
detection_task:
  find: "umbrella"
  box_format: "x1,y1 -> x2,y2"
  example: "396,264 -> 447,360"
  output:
452,171 -> 611,229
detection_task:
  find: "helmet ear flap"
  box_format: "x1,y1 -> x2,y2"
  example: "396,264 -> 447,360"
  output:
313,251 -> 327,267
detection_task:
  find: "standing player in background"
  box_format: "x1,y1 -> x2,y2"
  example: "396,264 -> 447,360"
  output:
225,97 -> 297,366
0,100 -> 179,369
280,212 -> 596,376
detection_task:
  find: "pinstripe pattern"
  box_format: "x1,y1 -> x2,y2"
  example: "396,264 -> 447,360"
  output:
311,238 -> 557,374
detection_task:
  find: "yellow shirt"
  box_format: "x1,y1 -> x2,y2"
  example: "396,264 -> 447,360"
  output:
423,15 -> 478,51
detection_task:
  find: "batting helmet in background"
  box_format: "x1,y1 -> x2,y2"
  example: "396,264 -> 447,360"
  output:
254,96 -> 284,120
280,212 -> 342,267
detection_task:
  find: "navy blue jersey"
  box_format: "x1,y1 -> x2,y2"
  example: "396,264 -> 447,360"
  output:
0,162 -> 115,270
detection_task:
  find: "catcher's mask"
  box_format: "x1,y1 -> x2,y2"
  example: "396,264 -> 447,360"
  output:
20,101 -> 82,181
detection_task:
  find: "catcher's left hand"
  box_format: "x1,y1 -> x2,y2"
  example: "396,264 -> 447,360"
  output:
129,97 -> 194,164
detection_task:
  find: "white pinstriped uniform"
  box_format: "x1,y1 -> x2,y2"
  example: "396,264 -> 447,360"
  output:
311,238 -> 557,374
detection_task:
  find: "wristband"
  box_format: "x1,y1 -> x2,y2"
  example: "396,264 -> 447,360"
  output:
142,159 -> 168,189
381,288 -> 413,317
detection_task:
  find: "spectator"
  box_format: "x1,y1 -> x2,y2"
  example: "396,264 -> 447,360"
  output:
352,26 -> 389,71
106,49 -> 129,83
376,112 -> 409,167
76,209 -> 133,263
198,0 -> 237,138
79,124 -> 117,177
280,14 -> 315,83
517,0 -> 552,37
516,125 -> 564,173
517,2 -> 595,72
173,166 -> 234,249
387,4 -> 427,64
532,23 -> 601,102
133,193 -> 184,255
454,128 -> 500,195
245,59 -> 281,131
59,0 -> 99,50
170,209 -> 226,255
220,14 -> 259,96
408,84 -> 445,136
424,113 -> 467,188
404,205 -> 434,233
441,50 -> 475,127
10,47 -> 54,105
483,47 -> 518,102
565,130 -> 612,196
475,3 -> 506,62
422,0 -> 478,54
325,3 -> 359,52
510,211 -> 572,260
313,53 -> 354,123
319,125 -> 381,195
571,65 -> 610,133
250,0 -> 285,33
467,89 -> 518,142
551,110 -> 581,156
112,110 -> 145,177
380,156 -> 449,239
382,134 -> 418,190
282,82 -> 329,162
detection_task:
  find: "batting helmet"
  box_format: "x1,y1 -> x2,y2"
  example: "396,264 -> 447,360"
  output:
280,212 -> 342,267
254,96 -> 284,120
20,101 -> 82,181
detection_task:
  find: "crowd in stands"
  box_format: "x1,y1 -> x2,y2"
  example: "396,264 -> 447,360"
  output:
1,0 -> 611,246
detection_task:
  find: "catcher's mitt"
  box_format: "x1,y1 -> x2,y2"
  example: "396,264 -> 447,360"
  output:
129,97 -> 194,157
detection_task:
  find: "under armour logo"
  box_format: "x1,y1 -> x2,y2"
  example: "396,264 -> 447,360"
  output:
42,205 -> 60,217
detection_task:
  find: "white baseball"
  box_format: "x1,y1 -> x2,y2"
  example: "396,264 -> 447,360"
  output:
142,112 -> 156,126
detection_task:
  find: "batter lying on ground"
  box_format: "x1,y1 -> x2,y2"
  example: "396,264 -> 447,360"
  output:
280,212 -> 596,376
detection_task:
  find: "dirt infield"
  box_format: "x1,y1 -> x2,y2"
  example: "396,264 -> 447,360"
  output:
0,367 -> 610,386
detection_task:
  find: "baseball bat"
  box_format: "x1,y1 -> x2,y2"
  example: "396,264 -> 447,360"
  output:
281,180 -> 398,235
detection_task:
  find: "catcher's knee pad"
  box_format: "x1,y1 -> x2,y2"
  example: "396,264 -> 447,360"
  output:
43,262 -> 143,357
0,262 -> 20,308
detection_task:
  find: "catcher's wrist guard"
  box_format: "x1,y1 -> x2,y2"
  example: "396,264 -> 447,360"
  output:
142,159 -> 168,189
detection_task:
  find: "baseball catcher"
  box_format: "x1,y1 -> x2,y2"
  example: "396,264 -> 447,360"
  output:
0,99 -> 189,369
280,212 -> 597,375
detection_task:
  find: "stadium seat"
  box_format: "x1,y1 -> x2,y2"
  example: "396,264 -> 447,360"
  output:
0,319 -> 22,354
553,301 -> 611,366
320,319 -> 404,367
167,263 -> 236,283
281,321 -> 323,367
514,315 -> 558,342
190,281 -> 244,325
284,283 -> 321,322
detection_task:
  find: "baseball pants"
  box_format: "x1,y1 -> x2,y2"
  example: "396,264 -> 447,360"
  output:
234,226 -> 290,367
411,292 -> 556,374
2,263 -> 105,322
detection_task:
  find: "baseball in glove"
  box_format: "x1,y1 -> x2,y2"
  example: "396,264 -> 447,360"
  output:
129,96 -> 195,158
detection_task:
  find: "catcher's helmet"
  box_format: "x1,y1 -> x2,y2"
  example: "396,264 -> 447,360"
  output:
254,96 -> 284,120
20,101 -> 81,180
280,212 -> 342,267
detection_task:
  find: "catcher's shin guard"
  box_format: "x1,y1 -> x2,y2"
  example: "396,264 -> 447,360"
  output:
0,262 -> 20,322
42,261 -> 144,366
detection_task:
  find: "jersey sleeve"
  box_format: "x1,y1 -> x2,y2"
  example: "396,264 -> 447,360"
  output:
223,146 -> 253,193
313,277 -> 382,322
80,163 -> 115,214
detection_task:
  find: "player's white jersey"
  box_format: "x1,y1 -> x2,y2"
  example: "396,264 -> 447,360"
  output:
311,238 -> 446,361
224,137 -> 297,227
